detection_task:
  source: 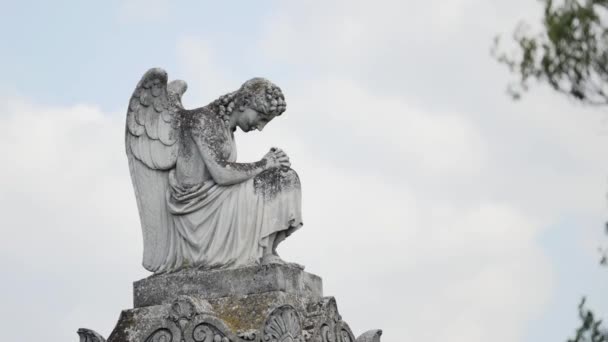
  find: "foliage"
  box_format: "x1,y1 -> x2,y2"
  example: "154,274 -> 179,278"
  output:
568,298 -> 608,342
492,0 -> 608,105
495,3 -> 608,342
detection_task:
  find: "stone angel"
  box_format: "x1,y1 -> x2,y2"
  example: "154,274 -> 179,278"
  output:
125,68 -> 302,274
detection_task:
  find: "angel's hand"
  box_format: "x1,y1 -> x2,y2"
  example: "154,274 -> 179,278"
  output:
264,148 -> 291,169
272,147 -> 291,169
262,150 -> 280,169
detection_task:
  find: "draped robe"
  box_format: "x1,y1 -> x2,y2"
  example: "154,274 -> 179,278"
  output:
156,126 -> 303,273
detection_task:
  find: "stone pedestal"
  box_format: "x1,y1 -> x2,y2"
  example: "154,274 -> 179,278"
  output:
79,264 -> 382,342
133,264 -> 323,308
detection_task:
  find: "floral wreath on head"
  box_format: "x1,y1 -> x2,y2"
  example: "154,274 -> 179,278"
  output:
213,78 -> 287,127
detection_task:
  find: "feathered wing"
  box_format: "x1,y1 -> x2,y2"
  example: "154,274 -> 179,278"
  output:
125,68 -> 187,272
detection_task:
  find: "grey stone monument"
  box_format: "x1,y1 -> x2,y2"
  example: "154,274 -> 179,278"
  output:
78,68 -> 382,342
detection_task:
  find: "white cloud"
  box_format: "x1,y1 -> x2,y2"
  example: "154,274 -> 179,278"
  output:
0,97 -> 147,341
286,78 -> 488,176
175,36 -> 240,107
188,0 -> 607,340
3,0 -> 608,341
257,0 -> 526,73
119,41 -> 554,341
0,86 -> 554,342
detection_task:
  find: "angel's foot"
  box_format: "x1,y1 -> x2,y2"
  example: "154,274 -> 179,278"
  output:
261,254 -> 287,266
261,253 -> 304,270
274,250 -> 305,270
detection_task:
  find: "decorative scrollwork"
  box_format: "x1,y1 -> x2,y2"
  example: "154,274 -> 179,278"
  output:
165,295 -> 215,340
305,297 -> 360,342
354,330 -> 382,342
168,296 -> 198,324
319,324 -> 334,342
264,305 -> 303,342
237,329 -> 258,341
77,328 -> 106,342
338,329 -> 353,342
191,323 -> 229,342
145,328 -> 173,342
335,321 -> 355,342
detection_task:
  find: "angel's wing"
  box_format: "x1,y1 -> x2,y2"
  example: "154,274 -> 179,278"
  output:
125,68 -> 187,273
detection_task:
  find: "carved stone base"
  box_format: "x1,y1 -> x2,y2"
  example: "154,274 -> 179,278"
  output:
79,265 -> 381,342
134,264 -> 323,308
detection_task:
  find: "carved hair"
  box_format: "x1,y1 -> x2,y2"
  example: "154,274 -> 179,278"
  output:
212,78 -> 287,126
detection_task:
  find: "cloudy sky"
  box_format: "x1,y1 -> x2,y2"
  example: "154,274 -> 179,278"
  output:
1,1 -> 607,341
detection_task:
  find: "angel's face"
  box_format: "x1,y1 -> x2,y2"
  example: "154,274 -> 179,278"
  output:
237,107 -> 276,132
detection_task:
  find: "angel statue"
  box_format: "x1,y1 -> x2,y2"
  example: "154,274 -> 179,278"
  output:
125,68 -> 302,274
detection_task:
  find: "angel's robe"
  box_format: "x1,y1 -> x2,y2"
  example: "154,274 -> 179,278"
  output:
157,130 -> 303,273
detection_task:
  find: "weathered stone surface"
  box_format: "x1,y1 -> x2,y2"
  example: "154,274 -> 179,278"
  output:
126,68 -> 300,274
207,292 -> 308,333
304,297 -> 358,342
104,293 -> 371,342
81,267 -> 381,341
78,328 -> 106,342
134,264 -> 322,308
107,295 -> 233,342
356,330 -> 383,342
77,68 -> 382,341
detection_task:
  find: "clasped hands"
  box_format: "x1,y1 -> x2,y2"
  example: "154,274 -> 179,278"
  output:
263,147 -> 291,170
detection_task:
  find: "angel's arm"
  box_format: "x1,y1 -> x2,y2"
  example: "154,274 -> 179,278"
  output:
192,129 -> 272,186
204,153 -> 268,186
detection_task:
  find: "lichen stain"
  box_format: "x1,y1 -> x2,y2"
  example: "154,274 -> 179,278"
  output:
210,295 -> 277,332
254,168 -> 301,201
107,310 -> 136,342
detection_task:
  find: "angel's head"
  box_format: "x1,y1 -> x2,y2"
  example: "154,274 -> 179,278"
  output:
215,78 -> 287,133
236,78 -> 287,132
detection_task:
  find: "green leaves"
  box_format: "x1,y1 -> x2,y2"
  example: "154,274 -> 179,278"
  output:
568,298 -> 608,342
495,5 -> 608,341
493,0 -> 608,105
